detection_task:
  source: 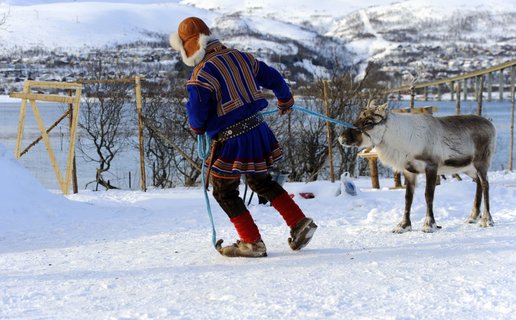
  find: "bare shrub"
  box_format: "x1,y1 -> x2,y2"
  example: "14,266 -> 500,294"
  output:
77,61 -> 134,190
141,77 -> 202,187
269,60 -> 388,182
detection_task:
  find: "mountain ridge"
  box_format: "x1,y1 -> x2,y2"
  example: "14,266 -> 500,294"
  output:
0,0 -> 515,90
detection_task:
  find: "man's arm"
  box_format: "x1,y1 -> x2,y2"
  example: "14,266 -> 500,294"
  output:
185,82 -> 213,134
246,54 -> 294,114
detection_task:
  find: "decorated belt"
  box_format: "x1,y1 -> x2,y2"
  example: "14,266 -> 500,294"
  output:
216,113 -> 264,142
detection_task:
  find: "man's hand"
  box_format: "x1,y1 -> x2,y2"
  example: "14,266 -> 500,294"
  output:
279,108 -> 293,116
277,96 -> 294,117
191,127 -> 205,135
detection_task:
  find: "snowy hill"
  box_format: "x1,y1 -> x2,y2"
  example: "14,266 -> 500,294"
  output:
1,140 -> 516,318
0,0 -> 398,50
1,0 -> 515,75
0,1 -> 203,49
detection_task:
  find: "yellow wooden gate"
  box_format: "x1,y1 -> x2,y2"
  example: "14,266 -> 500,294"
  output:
9,81 -> 82,195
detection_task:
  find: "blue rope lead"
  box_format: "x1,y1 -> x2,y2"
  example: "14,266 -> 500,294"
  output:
261,105 -> 357,129
292,105 -> 357,129
261,109 -> 278,116
197,134 -> 217,248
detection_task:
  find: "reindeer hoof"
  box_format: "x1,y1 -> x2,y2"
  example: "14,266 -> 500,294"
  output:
392,223 -> 412,234
422,223 -> 440,233
465,216 -> 480,224
479,219 -> 494,227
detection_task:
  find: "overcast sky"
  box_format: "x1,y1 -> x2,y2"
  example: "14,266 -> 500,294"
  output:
4,0 -> 181,5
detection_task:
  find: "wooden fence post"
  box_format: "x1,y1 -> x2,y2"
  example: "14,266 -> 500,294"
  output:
463,79 -> 468,101
134,76 -> 147,192
477,75 -> 484,116
455,81 -> 461,115
500,69 -> 504,101
14,82 -> 30,159
487,72 -> 492,101
369,158 -> 380,189
68,89 -> 78,194
64,85 -> 82,195
322,80 -> 335,183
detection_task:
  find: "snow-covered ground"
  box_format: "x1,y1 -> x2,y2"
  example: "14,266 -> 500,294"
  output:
1,141 -> 516,319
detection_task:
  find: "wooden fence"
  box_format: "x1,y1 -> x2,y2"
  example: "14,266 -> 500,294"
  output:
9,77 -> 147,194
387,59 -> 516,171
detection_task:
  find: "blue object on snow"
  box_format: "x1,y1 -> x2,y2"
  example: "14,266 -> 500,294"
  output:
341,172 -> 357,196
344,180 -> 357,196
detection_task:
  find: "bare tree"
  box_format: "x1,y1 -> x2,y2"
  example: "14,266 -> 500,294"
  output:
139,81 -> 175,188
77,60 -> 133,190
141,73 -> 202,187
270,60 -> 388,182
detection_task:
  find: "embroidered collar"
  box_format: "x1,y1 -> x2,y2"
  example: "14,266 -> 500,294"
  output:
206,40 -> 226,55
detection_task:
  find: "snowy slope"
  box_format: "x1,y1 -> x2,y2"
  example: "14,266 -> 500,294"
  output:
0,1 -> 213,49
328,0 -> 516,63
0,142 -> 74,233
1,141 -> 516,319
1,0 -> 515,60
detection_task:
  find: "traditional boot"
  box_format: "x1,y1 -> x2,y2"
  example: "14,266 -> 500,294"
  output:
216,239 -> 267,257
216,210 -> 267,258
271,192 -> 318,250
288,217 -> 318,251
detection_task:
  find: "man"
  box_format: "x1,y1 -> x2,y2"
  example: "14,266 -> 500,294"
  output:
170,17 -> 317,257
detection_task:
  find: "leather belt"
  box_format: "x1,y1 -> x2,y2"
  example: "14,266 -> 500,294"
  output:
215,113 -> 264,142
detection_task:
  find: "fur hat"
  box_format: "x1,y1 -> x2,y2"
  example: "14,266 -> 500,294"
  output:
170,17 -> 214,67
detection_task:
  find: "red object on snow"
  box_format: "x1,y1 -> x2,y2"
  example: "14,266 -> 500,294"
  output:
299,192 -> 315,199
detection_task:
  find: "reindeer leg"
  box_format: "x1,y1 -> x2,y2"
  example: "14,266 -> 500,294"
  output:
465,174 -> 482,224
422,163 -> 439,233
393,170 -> 415,233
477,169 -> 494,227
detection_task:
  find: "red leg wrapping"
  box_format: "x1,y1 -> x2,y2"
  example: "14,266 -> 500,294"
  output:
271,191 -> 306,227
230,211 -> 261,243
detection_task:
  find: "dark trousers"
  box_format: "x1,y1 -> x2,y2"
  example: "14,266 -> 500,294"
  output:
212,173 -> 285,218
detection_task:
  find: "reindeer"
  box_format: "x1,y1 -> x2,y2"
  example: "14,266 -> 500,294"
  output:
339,102 -> 496,233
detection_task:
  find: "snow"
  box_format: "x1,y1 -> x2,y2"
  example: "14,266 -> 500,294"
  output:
2,0 -> 514,55
0,95 -> 18,103
0,1 -> 215,49
223,36 -> 299,56
338,8 -> 399,74
1,141 -> 516,319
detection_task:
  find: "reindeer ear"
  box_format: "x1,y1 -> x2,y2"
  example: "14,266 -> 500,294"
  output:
379,103 -> 388,111
373,102 -> 389,117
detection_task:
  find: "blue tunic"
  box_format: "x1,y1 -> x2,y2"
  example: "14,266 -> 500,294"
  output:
185,40 -> 293,178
